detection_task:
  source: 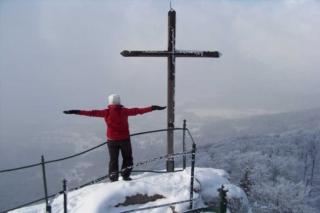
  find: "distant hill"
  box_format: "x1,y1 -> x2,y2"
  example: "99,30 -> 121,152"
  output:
196,107 -> 320,144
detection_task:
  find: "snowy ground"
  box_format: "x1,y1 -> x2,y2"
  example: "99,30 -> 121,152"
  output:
9,167 -> 249,213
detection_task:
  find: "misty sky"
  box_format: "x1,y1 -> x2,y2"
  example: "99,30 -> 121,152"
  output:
1,0 -> 320,142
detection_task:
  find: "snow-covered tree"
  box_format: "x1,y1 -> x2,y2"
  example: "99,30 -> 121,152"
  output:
251,177 -> 315,213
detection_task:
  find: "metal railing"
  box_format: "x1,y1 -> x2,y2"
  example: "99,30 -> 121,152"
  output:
0,120 -> 228,213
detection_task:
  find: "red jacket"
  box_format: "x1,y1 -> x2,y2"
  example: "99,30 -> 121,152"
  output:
79,105 -> 152,140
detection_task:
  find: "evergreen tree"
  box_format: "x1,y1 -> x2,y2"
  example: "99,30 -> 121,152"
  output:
239,169 -> 253,197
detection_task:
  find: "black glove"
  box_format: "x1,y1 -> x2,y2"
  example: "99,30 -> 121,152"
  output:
151,106 -> 166,111
63,110 -> 80,114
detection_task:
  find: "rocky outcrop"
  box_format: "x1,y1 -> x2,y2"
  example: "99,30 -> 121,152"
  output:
115,193 -> 165,207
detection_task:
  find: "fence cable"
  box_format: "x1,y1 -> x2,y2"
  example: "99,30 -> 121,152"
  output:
1,149 -> 195,213
0,127 -> 196,213
0,128 -> 190,173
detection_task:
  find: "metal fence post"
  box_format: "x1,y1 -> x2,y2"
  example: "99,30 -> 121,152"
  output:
217,185 -> 228,213
63,179 -> 68,213
189,143 -> 196,210
41,155 -> 51,213
183,119 -> 187,170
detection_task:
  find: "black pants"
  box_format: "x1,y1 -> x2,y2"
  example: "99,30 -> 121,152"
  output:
107,137 -> 133,181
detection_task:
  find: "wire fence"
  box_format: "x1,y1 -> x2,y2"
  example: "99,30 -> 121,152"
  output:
1,123 -> 206,213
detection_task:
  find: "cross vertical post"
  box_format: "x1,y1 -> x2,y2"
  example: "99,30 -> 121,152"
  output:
167,9 -> 176,172
120,9 -> 221,172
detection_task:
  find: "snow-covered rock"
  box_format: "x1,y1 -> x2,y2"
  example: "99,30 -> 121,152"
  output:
9,167 -> 249,213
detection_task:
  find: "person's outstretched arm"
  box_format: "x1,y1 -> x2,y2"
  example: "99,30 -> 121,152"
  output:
126,105 -> 166,116
63,109 -> 107,117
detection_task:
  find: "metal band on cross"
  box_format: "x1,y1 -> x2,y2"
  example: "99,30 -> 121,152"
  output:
121,9 -> 221,172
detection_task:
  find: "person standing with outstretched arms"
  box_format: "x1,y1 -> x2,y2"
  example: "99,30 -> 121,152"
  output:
63,94 -> 166,182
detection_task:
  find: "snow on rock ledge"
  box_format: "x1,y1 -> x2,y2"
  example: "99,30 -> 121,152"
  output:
9,167 -> 249,213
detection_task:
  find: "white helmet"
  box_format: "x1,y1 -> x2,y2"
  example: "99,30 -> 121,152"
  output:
108,94 -> 121,105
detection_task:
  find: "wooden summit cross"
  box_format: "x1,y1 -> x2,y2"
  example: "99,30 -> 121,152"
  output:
121,9 -> 221,172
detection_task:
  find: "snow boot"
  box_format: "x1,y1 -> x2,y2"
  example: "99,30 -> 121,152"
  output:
123,177 -> 132,181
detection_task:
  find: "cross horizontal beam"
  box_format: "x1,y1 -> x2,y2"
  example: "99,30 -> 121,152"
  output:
121,50 -> 221,58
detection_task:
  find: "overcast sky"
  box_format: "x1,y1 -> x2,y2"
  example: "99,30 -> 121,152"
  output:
1,0 -> 320,131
